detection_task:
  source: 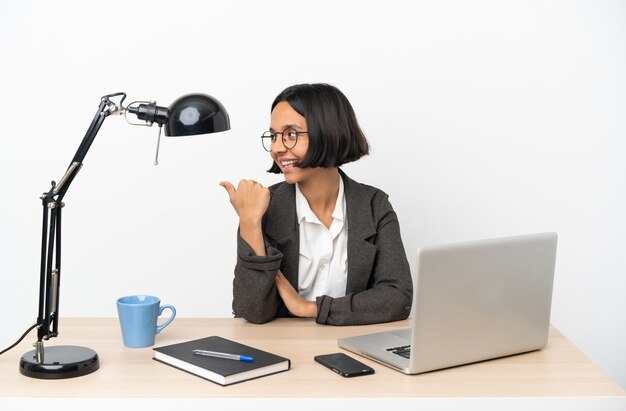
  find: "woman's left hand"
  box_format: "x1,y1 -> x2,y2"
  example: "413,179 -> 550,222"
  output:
275,271 -> 318,318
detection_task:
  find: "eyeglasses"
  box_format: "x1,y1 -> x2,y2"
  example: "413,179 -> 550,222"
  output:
261,128 -> 308,152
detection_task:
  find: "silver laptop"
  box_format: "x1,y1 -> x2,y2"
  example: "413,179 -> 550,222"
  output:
338,232 -> 558,374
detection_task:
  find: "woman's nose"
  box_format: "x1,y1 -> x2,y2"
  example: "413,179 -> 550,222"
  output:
271,137 -> 287,152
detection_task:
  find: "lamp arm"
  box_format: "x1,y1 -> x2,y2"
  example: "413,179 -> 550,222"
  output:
53,93 -> 126,200
35,93 -> 126,348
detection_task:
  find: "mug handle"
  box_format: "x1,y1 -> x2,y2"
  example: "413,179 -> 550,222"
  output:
155,304 -> 176,334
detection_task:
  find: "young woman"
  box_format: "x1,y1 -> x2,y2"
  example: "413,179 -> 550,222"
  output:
220,83 -> 412,325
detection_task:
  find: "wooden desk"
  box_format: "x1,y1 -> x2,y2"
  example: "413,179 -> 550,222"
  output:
1,318 -> 625,409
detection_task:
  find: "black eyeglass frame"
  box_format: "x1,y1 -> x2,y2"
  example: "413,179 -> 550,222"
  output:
261,128 -> 308,152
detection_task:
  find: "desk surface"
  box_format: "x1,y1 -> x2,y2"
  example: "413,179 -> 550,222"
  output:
1,317 -> 624,399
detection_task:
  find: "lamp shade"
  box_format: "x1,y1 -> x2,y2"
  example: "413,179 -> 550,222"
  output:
165,93 -> 230,137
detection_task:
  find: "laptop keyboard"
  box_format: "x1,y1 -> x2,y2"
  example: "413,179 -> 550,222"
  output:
387,344 -> 411,359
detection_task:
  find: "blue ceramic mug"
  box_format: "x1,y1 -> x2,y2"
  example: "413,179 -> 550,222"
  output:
116,295 -> 176,348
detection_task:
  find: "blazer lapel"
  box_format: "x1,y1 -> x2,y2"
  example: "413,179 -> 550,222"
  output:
264,182 -> 299,289
341,170 -> 378,294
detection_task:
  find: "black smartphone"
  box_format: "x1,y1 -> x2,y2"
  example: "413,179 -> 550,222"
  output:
314,352 -> 375,377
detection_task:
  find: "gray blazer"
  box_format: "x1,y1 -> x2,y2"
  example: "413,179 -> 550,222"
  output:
232,170 -> 413,325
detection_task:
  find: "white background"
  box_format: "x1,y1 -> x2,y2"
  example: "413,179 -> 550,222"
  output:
1,0 -> 624,390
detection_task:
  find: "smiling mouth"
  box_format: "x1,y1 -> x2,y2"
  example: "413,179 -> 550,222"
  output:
281,160 -> 299,167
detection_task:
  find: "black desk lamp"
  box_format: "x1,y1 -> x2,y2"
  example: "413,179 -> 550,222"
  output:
18,92 -> 230,379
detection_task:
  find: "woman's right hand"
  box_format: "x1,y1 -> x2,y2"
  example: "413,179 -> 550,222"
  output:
219,179 -> 270,226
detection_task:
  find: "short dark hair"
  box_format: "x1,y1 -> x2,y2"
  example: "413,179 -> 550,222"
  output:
267,83 -> 370,173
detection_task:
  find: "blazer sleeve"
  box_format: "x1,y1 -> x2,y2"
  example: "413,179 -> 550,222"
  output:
315,192 -> 413,325
231,230 -> 283,324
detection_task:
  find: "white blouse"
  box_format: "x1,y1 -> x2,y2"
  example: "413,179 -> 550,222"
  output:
295,176 -> 348,301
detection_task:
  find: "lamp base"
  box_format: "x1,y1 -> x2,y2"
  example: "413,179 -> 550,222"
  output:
19,345 -> 99,379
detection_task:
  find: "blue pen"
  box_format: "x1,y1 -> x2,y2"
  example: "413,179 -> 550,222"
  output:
193,349 -> 254,362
